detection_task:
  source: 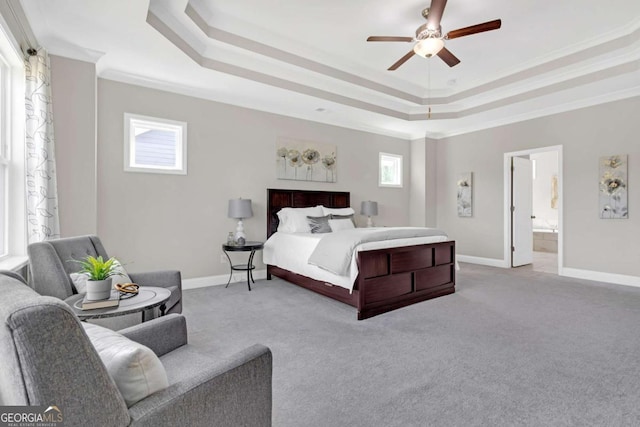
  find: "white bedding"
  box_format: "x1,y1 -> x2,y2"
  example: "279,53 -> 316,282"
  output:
263,228 -> 452,292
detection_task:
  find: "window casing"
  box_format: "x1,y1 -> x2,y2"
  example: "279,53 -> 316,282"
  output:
379,152 -> 403,188
0,22 -> 27,264
0,159 -> 6,257
124,113 -> 187,175
0,46 -> 10,258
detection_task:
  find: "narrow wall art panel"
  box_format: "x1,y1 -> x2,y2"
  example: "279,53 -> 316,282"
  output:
276,138 -> 337,183
599,155 -> 628,219
457,172 -> 473,217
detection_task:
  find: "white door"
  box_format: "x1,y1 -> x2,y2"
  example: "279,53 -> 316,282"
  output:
512,157 -> 533,267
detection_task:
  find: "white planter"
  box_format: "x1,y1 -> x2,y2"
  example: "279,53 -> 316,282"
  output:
85,278 -> 113,301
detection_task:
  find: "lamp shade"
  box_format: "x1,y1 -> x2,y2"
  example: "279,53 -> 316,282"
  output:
413,38 -> 444,58
360,201 -> 378,216
228,198 -> 253,219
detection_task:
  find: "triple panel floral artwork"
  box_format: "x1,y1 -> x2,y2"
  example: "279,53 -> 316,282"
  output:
276,138 -> 337,183
599,154 -> 627,219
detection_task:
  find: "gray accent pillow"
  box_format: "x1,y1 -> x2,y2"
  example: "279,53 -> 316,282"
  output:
307,215 -> 332,233
331,213 -> 356,226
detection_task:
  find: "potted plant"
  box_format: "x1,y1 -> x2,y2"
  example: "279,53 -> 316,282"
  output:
73,255 -> 122,300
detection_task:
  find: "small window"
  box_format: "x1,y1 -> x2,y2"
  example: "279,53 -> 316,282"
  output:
379,153 -> 403,188
124,114 -> 187,174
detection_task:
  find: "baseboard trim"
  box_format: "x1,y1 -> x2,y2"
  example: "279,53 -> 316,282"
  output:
456,255 -> 508,268
183,269 -> 268,290
561,267 -> 640,288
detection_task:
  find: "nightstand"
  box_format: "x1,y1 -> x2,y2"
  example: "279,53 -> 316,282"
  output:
222,241 -> 264,291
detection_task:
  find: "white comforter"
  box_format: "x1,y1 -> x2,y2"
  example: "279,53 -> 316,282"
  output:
263,228 -> 452,292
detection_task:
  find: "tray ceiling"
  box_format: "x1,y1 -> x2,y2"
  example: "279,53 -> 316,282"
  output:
22,0 -> 640,139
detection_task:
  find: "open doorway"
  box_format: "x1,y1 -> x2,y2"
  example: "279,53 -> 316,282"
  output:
530,151 -> 559,273
504,145 -> 563,274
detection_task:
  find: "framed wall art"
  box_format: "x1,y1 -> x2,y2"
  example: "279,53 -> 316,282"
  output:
457,172 -> 473,217
599,155 -> 627,219
276,137 -> 336,183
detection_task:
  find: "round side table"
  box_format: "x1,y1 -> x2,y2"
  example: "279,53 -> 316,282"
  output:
66,286 -> 171,322
222,241 -> 264,291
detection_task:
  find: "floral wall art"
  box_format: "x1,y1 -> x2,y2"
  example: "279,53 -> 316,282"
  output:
457,172 -> 473,217
599,154 -> 628,219
276,138 -> 337,183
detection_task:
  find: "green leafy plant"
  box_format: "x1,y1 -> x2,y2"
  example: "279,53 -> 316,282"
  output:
72,255 -> 122,281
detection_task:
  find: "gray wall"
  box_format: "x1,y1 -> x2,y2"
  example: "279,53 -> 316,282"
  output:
425,137 -> 438,227
436,96 -> 640,276
95,79 -> 410,278
410,136 -> 438,228
409,138 -> 426,226
50,56 -> 97,237
50,55 -> 639,281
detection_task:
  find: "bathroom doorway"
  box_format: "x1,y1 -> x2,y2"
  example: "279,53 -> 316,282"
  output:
504,145 -> 563,275
530,151 -> 559,273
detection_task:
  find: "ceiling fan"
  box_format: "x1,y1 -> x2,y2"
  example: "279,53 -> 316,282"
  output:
367,0 -> 501,70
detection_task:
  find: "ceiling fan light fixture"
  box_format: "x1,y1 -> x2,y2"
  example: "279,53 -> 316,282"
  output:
413,37 -> 444,58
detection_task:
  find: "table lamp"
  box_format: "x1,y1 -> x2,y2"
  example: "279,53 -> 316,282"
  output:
360,201 -> 378,227
228,198 -> 253,244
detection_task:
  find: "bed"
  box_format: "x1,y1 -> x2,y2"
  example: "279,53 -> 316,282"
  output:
265,188 -> 456,320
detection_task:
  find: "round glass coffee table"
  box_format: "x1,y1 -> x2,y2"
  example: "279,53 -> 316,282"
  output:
66,286 -> 171,322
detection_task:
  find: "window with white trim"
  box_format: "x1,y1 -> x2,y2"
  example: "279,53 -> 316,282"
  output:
0,23 -> 27,264
0,150 -> 6,257
0,44 -> 10,257
124,113 -> 187,175
379,152 -> 403,188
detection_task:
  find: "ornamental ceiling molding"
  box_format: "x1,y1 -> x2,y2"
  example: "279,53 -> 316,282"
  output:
148,3 -> 640,120
138,2 -> 640,139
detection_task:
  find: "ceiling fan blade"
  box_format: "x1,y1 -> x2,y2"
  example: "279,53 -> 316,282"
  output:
367,36 -> 414,42
437,47 -> 460,67
388,50 -> 416,71
427,0 -> 448,30
446,19 -> 502,39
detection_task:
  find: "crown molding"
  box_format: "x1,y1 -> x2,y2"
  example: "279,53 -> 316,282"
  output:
98,69 -> 417,140
44,42 -> 105,64
133,1 -> 640,140
149,8 -> 640,120
433,87 -> 640,140
184,0 -> 640,107
184,3 -> 424,105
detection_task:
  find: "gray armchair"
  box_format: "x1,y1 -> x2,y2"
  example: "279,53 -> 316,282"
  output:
28,235 -> 181,315
0,271 -> 272,426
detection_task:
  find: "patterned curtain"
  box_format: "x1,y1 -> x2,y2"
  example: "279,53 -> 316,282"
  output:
25,49 -> 60,243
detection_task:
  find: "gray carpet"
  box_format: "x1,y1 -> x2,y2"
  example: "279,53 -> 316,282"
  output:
183,264 -> 640,426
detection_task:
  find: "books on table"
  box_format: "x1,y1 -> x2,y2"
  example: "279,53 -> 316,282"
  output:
81,290 -> 120,310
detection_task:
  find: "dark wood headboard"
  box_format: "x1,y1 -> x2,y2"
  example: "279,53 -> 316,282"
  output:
267,188 -> 350,237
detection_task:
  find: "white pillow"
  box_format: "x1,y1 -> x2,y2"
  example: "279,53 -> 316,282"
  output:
329,218 -> 355,232
70,259 -> 132,294
69,272 -> 89,294
277,206 -> 323,233
321,206 -> 355,216
83,323 -> 169,407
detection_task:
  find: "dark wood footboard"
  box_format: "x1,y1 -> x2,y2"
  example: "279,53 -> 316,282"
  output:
355,240 -> 455,319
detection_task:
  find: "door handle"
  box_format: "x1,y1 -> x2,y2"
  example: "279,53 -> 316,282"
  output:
531,215 -> 536,219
